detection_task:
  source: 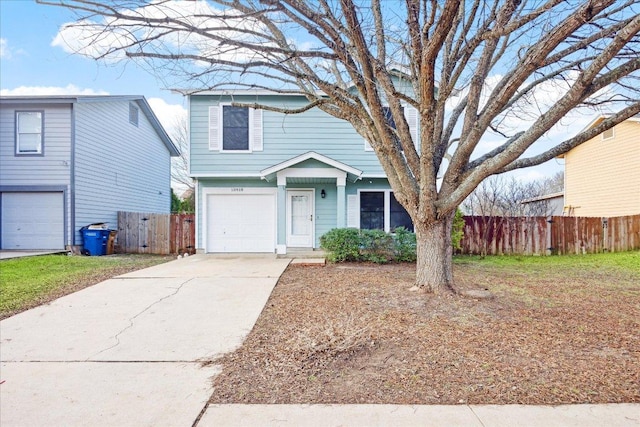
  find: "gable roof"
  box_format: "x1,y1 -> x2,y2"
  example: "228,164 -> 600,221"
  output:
578,113 -> 640,134
0,95 -> 179,156
260,151 -> 363,180
556,114 -> 639,159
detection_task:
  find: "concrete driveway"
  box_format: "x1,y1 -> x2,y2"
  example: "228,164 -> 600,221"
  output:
0,254 -> 291,427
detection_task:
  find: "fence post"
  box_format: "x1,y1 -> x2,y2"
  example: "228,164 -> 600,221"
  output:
545,216 -> 553,256
602,217 -> 609,252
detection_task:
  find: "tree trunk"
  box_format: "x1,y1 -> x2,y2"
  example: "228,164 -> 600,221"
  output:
415,212 -> 456,294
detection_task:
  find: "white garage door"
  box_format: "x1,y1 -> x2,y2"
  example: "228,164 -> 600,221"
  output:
1,192 -> 65,250
206,193 -> 276,253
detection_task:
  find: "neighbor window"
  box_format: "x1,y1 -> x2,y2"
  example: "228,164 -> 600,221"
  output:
359,191 -> 413,232
222,105 -> 250,151
129,103 -> 139,126
16,111 -> 43,155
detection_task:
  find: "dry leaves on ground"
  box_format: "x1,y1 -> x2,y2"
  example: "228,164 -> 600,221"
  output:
210,259 -> 640,405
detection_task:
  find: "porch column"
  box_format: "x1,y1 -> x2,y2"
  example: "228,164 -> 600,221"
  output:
277,176 -> 287,254
336,176 -> 346,228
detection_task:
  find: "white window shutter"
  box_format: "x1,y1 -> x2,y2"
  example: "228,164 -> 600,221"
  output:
208,106 -> 220,151
347,195 -> 359,228
251,108 -> 263,151
404,106 -> 419,150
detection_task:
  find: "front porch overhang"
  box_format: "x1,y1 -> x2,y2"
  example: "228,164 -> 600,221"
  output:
260,151 -> 363,185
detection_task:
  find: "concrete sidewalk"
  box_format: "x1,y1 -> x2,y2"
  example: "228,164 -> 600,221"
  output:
0,254 -> 291,427
200,403 -> 640,426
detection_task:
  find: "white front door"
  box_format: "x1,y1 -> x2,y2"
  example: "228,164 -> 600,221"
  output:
287,190 -> 314,247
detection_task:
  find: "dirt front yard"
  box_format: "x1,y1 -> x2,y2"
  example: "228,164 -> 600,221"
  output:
209,254 -> 640,405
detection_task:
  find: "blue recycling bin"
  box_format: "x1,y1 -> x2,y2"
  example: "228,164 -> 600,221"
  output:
81,228 -> 110,256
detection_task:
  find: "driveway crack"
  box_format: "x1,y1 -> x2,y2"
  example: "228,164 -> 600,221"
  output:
86,278 -> 193,361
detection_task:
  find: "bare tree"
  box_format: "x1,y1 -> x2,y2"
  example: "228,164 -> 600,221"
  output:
39,0 -> 640,293
540,171 -> 565,195
170,115 -> 193,193
463,172 -> 564,217
463,175 -> 508,217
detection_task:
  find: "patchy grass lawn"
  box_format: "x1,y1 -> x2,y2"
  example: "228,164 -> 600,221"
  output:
0,254 -> 173,319
210,251 -> 640,405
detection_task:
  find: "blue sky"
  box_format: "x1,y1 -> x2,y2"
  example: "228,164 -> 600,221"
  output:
0,0 -> 187,131
1,0 -> 566,183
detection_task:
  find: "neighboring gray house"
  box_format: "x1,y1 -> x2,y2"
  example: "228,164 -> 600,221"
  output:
189,90 -> 418,254
0,95 -> 179,250
520,192 -> 565,216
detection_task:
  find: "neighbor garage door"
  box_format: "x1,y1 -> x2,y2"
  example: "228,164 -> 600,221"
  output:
206,193 -> 276,252
1,192 -> 65,250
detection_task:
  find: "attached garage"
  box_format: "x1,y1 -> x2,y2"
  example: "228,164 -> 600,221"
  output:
205,190 -> 276,253
1,192 -> 65,250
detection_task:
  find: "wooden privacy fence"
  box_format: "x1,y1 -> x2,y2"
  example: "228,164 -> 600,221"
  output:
116,211 -> 195,255
461,214 -> 640,256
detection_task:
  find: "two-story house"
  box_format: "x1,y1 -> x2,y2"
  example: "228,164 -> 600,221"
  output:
189,91 -> 417,254
560,115 -> 640,217
0,95 -> 179,251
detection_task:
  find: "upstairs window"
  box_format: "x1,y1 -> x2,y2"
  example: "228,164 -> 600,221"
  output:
129,103 -> 139,127
222,106 -> 250,151
364,105 -> 418,152
16,111 -> 44,155
208,104 -> 263,152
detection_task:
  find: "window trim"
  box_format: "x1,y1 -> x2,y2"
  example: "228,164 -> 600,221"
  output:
356,189 -> 413,232
15,110 -> 44,156
220,103 -> 253,153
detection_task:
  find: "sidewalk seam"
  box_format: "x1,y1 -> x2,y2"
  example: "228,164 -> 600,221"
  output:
191,401 -> 210,427
468,405 -> 486,427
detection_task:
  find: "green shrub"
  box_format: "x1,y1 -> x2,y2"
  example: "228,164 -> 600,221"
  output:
393,227 -> 417,262
320,207 -> 464,264
319,228 -> 361,262
359,229 -> 394,263
452,208 -> 465,250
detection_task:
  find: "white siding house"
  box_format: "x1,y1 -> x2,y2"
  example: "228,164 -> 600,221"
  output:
0,96 -> 179,250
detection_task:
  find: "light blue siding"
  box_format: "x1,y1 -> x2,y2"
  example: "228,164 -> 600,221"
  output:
74,100 -> 172,242
190,95 -> 385,176
190,94 -> 405,251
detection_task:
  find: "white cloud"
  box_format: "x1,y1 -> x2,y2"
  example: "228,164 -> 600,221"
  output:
51,20 -> 134,63
0,38 -> 26,59
0,84 -> 109,96
51,1 -> 275,66
147,97 -> 187,139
